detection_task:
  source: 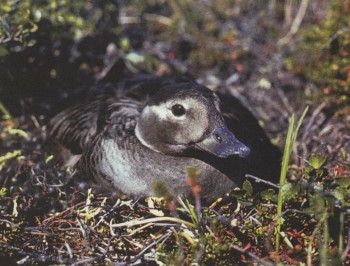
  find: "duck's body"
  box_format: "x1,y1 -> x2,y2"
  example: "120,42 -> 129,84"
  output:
49,75 -> 280,202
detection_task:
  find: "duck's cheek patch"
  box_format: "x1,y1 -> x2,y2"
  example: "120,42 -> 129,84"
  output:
143,104 -> 168,121
146,103 -> 189,122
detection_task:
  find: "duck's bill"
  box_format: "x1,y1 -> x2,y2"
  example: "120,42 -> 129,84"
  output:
195,127 -> 250,158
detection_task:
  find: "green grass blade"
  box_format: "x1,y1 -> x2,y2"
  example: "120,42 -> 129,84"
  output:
276,114 -> 295,251
0,101 -> 12,120
275,106 -> 308,251
292,106 -> 309,145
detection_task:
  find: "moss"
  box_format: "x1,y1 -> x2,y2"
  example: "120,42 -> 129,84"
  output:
0,1 -> 120,47
287,0 -> 350,112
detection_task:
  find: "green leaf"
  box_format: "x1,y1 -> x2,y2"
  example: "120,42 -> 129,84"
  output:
260,189 -> 276,201
280,182 -> 301,201
237,198 -> 253,207
0,101 -> 12,119
126,52 -> 145,64
309,193 -> 325,220
242,180 -> 253,196
341,149 -> 348,161
308,153 -> 327,169
303,165 -> 314,179
0,187 -> 6,197
0,5 -> 11,13
230,189 -> 247,199
275,106 -> 308,251
335,177 -> 350,187
334,186 -> 350,203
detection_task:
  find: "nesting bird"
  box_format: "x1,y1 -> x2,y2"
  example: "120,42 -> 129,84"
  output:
48,75 -> 281,202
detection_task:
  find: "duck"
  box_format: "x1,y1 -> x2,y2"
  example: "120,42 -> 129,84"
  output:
48,74 -> 281,203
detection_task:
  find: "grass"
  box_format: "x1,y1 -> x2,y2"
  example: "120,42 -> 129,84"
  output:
275,106 -> 309,251
0,101 -> 12,120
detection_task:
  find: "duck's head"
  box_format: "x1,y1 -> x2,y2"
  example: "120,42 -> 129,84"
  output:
135,83 -> 250,158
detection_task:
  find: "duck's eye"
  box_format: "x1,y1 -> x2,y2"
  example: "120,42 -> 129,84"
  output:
171,104 -> 186,117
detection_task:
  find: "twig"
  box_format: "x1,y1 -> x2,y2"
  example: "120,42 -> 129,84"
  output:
125,223 -> 154,237
0,218 -> 21,227
64,242 -> 73,259
274,208 -> 311,221
30,115 -> 41,130
0,242 -> 82,264
75,216 -> 90,239
43,200 -> 88,225
143,14 -> 172,26
111,216 -> 194,228
72,257 -> 98,266
115,231 -> 173,266
177,196 -> 191,214
320,27 -> 350,51
94,43 -> 120,82
56,227 -> 82,232
245,174 -> 279,189
278,0 -> 310,46
229,243 -> 274,266
16,255 -> 30,265
301,102 -> 327,144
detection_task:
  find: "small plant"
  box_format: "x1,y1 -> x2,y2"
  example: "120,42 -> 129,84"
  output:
286,0 -> 350,112
275,106 -> 309,251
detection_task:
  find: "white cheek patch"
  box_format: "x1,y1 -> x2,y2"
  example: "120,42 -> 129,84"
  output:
143,104 -> 168,120
143,102 -> 189,121
137,98 -> 210,146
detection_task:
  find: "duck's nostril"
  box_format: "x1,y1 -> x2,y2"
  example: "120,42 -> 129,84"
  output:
214,133 -> 222,143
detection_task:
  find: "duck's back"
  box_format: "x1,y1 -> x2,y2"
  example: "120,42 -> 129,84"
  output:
49,75 -> 163,154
